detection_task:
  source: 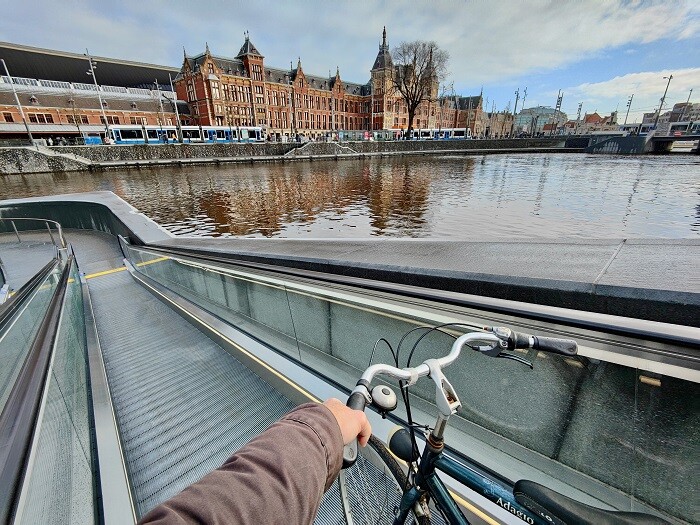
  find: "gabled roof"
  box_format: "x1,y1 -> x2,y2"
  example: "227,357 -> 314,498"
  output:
584,112 -> 603,124
457,95 -> 482,110
183,53 -> 247,77
236,35 -> 263,59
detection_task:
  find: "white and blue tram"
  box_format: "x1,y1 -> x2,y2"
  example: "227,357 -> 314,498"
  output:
108,125 -> 264,145
406,128 -> 472,140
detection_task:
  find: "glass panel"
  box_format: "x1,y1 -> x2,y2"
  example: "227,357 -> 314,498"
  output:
15,261 -> 96,524
0,263 -> 62,413
125,246 -> 302,362
123,244 -> 698,522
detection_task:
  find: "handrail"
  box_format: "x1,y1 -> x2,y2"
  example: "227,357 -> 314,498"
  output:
0,217 -> 67,249
0,256 -> 72,524
0,256 -> 59,331
131,242 -> 700,354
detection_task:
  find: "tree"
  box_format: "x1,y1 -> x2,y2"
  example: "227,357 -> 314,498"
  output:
391,41 -> 448,137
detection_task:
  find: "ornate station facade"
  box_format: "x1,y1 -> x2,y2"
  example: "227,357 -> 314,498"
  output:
175,29 -> 484,141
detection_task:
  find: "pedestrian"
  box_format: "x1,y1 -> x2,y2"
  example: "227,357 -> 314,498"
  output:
47,137 -> 54,146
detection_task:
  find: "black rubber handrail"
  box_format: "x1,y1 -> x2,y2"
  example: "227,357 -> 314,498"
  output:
0,255 -> 72,524
0,255 -> 59,331
132,242 -> 700,357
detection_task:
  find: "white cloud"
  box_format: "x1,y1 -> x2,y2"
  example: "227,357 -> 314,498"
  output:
564,68 -> 700,122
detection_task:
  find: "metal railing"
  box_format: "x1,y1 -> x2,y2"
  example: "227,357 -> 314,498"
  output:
0,217 -> 67,250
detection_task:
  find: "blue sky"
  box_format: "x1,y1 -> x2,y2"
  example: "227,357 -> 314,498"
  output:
1,0 -> 698,123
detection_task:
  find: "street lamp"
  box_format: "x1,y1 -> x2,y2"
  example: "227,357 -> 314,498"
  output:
85,48 -> 110,140
652,74 -> 673,130
623,94 -> 634,126
1,59 -> 33,143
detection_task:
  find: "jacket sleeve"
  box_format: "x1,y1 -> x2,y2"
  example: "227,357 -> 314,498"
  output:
138,402 -> 344,525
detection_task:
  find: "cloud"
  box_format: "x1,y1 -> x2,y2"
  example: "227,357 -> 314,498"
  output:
0,0 -> 697,121
564,68 -> 700,122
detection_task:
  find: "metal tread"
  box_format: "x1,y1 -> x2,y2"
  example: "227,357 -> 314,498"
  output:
87,269 -> 296,517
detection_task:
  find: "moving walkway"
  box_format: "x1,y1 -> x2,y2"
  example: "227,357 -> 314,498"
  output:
0,197 -> 698,524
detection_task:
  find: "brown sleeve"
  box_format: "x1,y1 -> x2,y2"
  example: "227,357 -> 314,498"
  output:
138,402 -> 344,525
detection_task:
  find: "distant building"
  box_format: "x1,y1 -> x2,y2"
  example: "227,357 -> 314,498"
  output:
514,106 -> 568,135
0,41 -> 184,141
174,29 -> 481,141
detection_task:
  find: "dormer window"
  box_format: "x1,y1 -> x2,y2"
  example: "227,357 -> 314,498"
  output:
208,63 -> 214,74
130,102 -> 137,109
29,95 -> 38,104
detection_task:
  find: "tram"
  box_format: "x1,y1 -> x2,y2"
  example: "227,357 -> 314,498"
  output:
407,128 -> 472,140
108,125 -> 265,145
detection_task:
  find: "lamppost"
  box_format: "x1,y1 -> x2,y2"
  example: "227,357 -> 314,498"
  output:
623,94 -> 634,126
679,88 -> 693,124
85,49 -> 110,140
652,74 -> 673,130
510,88 -> 520,137
155,79 -> 166,142
169,73 -> 183,143
1,59 -> 33,143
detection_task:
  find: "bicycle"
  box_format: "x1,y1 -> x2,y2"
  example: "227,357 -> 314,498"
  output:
337,325 -> 671,525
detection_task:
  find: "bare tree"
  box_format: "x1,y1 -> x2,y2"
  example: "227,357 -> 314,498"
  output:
391,41 -> 448,137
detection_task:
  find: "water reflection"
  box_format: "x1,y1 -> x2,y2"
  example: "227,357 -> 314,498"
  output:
0,154 -> 697,238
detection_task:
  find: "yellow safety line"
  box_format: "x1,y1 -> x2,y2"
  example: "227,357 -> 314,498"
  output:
84,257 -> 169,280
136,274 -> 320,403
85,267 -> 127,279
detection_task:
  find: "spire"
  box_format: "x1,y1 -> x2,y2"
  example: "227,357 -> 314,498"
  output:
372,27 -> 392,71
205,42 -> 210,55
183,46 -> 187,59
298,57 -> 302,69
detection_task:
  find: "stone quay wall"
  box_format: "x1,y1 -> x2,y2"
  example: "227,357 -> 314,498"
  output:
0,146 -> 89,175
1,136 -> 580,174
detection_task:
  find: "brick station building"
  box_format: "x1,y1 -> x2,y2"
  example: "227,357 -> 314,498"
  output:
175,29 -> 485,141
0,41 -> 184,142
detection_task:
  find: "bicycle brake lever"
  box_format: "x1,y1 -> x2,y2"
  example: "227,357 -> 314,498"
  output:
497,351 -> 533,368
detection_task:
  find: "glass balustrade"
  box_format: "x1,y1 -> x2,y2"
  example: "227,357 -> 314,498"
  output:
124,245 -> 698,523
13,262 -> 96,524
0,263 -> 62,414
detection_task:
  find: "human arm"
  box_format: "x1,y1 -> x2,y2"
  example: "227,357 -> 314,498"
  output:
138,400 -> 370,525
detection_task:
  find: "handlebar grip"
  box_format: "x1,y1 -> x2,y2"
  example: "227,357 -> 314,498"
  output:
342,392 -> 368,469
532,336 -> 578,356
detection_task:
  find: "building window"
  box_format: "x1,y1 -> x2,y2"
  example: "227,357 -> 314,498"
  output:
211,82 -> 221,99
2,112 -> 13,123
28,113 -> 54,124
208,63 -> 214,75
100,115 -> 120,125
187,82 -> 195,101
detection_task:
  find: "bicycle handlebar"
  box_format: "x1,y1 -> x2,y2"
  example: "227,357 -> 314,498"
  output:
342,328 -> 578,468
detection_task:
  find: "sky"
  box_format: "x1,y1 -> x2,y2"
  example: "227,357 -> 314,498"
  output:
1,0 -> 698,124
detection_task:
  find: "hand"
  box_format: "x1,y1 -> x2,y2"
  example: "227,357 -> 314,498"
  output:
323,398 -> 372,447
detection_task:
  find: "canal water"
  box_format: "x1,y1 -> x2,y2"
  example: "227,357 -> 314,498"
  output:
0,153 -> 697,239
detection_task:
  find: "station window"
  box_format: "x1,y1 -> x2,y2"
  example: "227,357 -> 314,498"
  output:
28,113 -> 54,124
100,115 -> 120,125
3,112 -> 14,122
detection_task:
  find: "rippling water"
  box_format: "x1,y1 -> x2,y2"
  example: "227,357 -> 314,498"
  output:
0,153 -> 698,239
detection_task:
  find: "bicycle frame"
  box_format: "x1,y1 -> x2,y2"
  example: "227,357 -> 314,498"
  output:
393,443 -> 544,525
